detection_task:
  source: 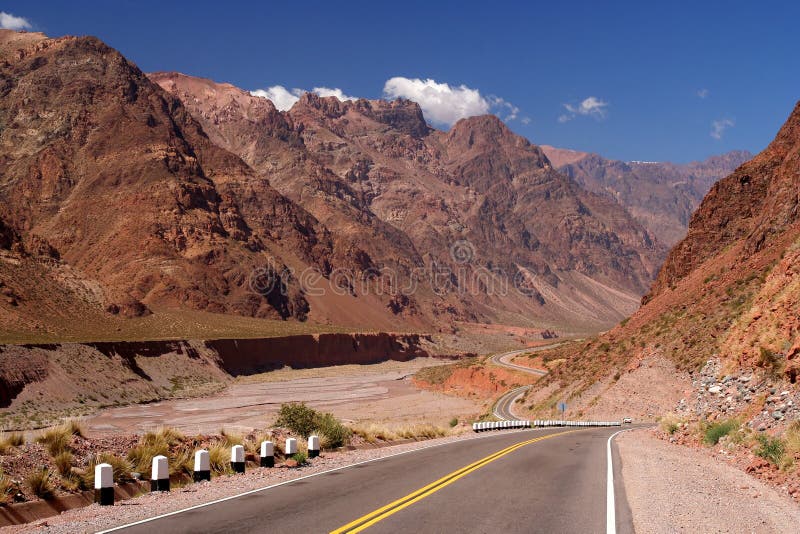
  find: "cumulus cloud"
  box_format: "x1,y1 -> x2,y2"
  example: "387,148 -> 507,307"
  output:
697,88 -> 709,99
383,77 -> 490,126
250,85 -> 358,111
0,11 -> 32,30
382,77 -> 523,127
559,96 -> 609,122
711,118 -> 734,140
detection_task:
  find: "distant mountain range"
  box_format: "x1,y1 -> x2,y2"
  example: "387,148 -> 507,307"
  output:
541,146 -> 752,246
0,29 -> 751,340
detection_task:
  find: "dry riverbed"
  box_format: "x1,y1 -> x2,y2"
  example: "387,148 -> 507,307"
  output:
83,358 -> 483,437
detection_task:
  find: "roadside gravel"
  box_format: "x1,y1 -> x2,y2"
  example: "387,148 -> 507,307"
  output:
1,429 -> 519,534
617,429 -> 800,533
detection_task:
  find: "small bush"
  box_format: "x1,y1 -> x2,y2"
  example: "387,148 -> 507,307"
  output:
703,419 -> 739,445
291,451 -> 307,465
314,412 -> 351,449
755,434 -> 785,466
659,414 -> 681,435
275,402 -> 318,438
53,451 -> 74,478
26,468 -> 54,500
449,417 -> 459,428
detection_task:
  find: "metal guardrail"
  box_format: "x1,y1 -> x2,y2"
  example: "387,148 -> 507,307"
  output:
472,420 -> 621,432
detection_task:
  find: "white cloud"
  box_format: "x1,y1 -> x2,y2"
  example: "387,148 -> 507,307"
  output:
711,118 -> 734,140
250,85 -> 358,111
697,88 -> 709,99
559,96 -> 609,122
312,86 -> 358,102
0,11 -> 32,30
382,77 -> 523,127
521,117 -> 532,125
382,77 -> 492,126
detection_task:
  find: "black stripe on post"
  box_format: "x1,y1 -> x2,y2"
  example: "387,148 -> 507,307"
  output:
308,449 -> 319,458
231,461 -> 245,474
193,470 -> 211,482
94,487 -> 114,506
260,456 -> 274,468
150,479 -> 170,492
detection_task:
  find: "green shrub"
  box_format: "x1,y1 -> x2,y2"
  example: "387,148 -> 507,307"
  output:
755,434 -> 785,466
703,419 -> 739,445
291,451 -> 307,465
26,468 -> 54,500
314,412 -> 351,449
275,402 -> 351,448
275,402 -> 318,438
449,417 -> 459,428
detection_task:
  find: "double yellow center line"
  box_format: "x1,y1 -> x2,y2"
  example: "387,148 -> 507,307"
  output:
331,430 -> 576,533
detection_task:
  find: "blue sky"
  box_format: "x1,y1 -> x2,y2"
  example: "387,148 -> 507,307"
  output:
3,0 -> 799,162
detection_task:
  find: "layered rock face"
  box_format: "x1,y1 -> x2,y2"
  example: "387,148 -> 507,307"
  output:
0,30 -> 333,323
542,146 -> 752,246
154,73 -> 665,330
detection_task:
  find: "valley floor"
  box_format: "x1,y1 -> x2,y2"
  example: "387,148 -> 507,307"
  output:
82,359 -> 482,437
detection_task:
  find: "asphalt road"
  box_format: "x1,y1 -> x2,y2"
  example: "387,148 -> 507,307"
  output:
490,343 -> 557,420
109,427 -> 634,534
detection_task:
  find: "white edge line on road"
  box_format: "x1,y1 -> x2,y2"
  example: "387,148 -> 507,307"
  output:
96,428 -> 538,533
606,429 -> 629,534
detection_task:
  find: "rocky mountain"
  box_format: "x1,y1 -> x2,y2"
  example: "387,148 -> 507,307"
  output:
0,30 -> 335,331
541,146 -> 752,246
153,72 -> 665,331
0,29 -> 669,341
530,101 -> 798,424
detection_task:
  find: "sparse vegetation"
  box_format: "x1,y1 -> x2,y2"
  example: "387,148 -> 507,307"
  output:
0,432 -> 24,454
703,419 -> 739,445
756,346 -> 784,378
25,468 -> 54,500
290,451 -> 308,465
53,451 -> 75,478
449,417 -> 459,428
208,444 -> 233,476
755,434 -> 785,466
0,470 -> 16,504
36,426 -> 72,456
275,402 -> 351,449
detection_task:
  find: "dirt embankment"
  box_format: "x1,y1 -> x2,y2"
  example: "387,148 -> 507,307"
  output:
0,333 -> 433,428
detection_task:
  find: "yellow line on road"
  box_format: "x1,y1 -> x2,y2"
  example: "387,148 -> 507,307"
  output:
330,430 -> 576,533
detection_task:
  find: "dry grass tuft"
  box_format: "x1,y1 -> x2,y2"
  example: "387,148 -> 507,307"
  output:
25,468 -> 54,500
0,432 -> 24,454
0,470 -> 16,504
36,426 -> 72,456
53,451 -> 74,478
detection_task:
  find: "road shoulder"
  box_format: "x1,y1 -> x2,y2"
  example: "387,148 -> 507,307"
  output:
617,429 -> 800,533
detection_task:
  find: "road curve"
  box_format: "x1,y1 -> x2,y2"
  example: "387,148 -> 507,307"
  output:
105,427 -> 634,534
490,342 -> 564,419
